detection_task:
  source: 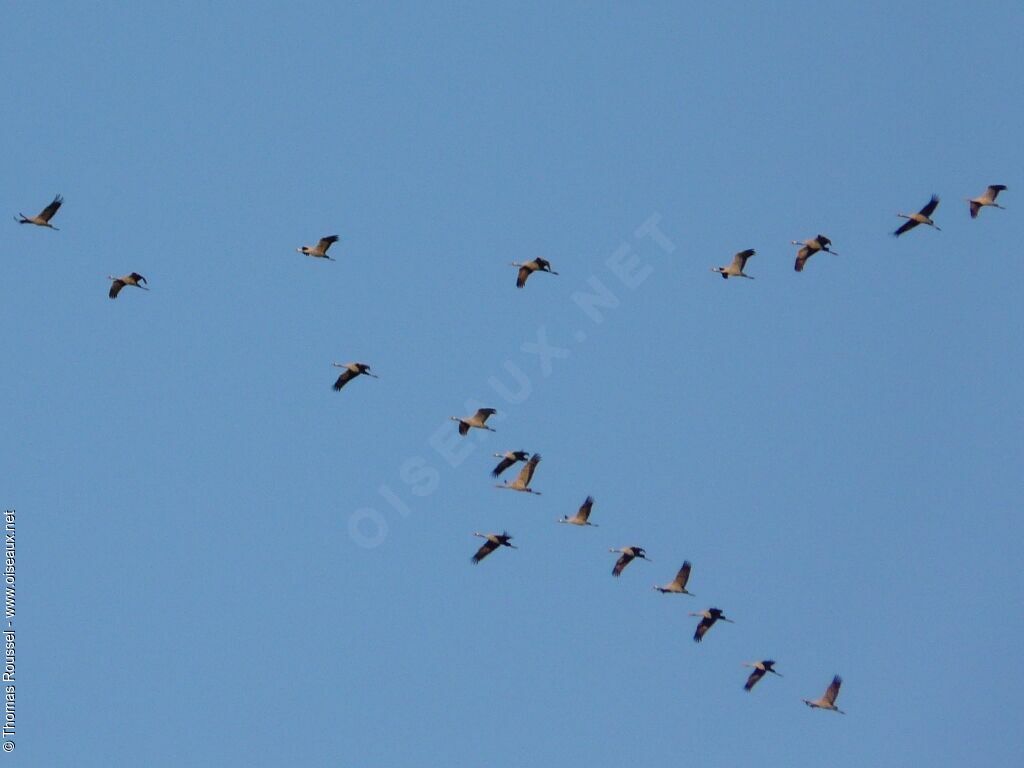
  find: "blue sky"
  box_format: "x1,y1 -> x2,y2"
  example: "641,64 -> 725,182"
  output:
3,2 -> 1023,766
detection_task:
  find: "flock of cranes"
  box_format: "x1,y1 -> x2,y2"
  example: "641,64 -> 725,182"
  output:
467,446 -> 836,701
13,179 -> 1010,716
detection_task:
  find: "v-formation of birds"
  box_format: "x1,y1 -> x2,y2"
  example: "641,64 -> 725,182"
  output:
13,183 -> 1010,712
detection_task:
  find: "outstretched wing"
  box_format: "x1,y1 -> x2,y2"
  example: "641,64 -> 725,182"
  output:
474,407 -> 497,423
744,667 -> 766,691
513,454 -> 540,488
794,245 -> 812,272
333,369 -> 357,391
317,235 -> 339,253
458,421 -> 469,435
893,218 -> 918,237
516,265 -> 532,288
732,249 -> 755,270
693,616 -> 713,642
471,539 -> 500,564
612,552 -> 633,577
919,195 -> 940,217
969,200 -> 981,218
987,184 -> 1007,200
577,496 -> 594,522
673,561 -> 692,590
129,272 -> 147,285
38,194 -> 63,222
824,675 -> 842,705
109,279 -> 125,299
491,455 -> 517,477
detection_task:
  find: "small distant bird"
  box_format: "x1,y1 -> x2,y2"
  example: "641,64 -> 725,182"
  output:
743,660 -> 782,691
558,496 -> 598,526
609,546 -> 649,577
108,273 -> 148,299
511,258 -> 558,288
653,561 -> 693,595
16,194 -> 63,230
689,608 -> 733,642
497,453 -> 541,494
792,235 -> 838,272
491,450 -> 530,478
803,675 -> 845,714
968,184 -> 1007,219
331,362 -> 378,391
451,408 -> 497,436
712,249 -> 755,279
297,235 -> 339,260
894,195 -> 941,236
470,531 -> 516,564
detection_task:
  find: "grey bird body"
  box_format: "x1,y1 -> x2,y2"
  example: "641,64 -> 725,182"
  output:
712,249 -> 755,279
332,362 -> 378,391
471,531 -> 517,564
654,561 -> 693,594
804,675 -> 845,713
497,453 -> 542,494
17,194 -> 63,229
511,258 -> 558,288
452,408 -> 497,436
298,235 -> 339,260
792,235 -> 838,272
610,546 -> 649,576
894,195 -> 941,236
968,185 -> 1007,218
108,272 -> 148,299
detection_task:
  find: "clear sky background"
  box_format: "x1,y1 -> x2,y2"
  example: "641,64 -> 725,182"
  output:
3,2 -> 1023,766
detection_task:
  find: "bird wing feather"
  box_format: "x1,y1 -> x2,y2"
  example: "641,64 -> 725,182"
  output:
516,265 -> 531,288
744,667 -> 766,691
795,246 -> 812,271
919,196 -> 940,217
333,369 -> 357,390
893,218 -> 917,236
674,561 -> 691,589
471,539 -> 500,563
39,195 -> 63,221
824,675 -> 842,705
317,235 -> 339,253
491,456 -> 516,477
578,496 -> 594,521
612,552 -> 633,576
733,249 -> 755,270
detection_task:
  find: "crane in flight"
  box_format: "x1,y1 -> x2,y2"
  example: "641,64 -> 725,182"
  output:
331,362 -> 378,391
968,185 -> 1007,218
894,195 -> 940,236
470,532 -> 517,564
803,675 -> 845,714
297,234 -> 340,260
609,546 -> 650,577
511,258 -> 558,288
16,194 -> 63,230
653,561 -> 693,595
108,272 -> 148,299
712,249 -> 755,279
